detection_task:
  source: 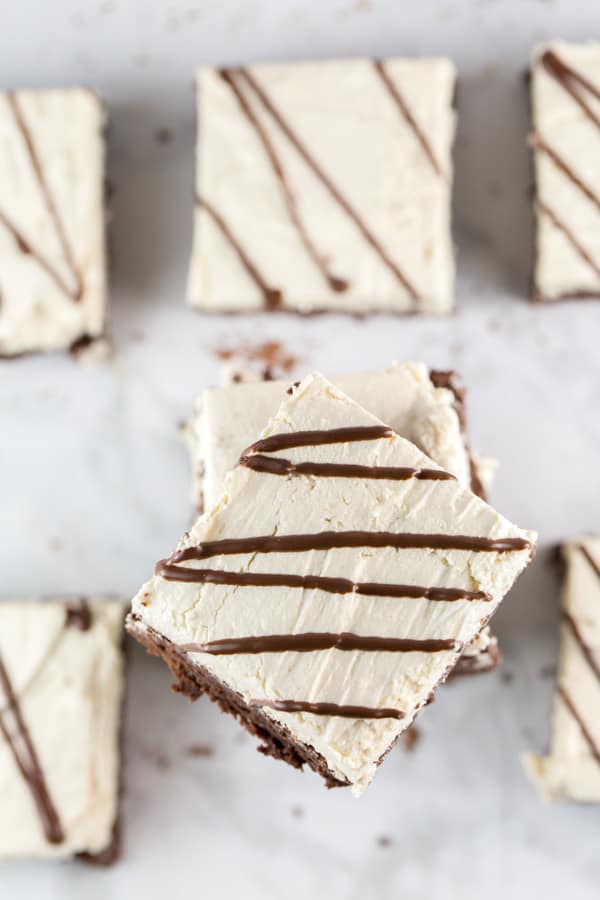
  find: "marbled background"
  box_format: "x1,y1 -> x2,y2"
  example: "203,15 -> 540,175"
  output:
1,0 -> 599,897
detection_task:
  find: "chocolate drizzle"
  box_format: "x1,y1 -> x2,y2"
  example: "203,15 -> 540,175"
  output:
196,193 -> 282,309
373,60 -> 443,177
0,656 -> 64,844
155,563 -> 491,602
249,698 -> 405,720
220,68 -> 349,294
245,425 -> 393,454
564,612 -> 600,683
0,93 -> 83,303
231,67 -> 421,303
536,200 -> 600,281
180,632 -> 461,655
531,134 -> 600,213
171,531 -> 532,564
240,454 -> 456,482
541,50 -> 600,130
65,597 -> 93,631
558,686 -> 600,765
580,543 -> 600,580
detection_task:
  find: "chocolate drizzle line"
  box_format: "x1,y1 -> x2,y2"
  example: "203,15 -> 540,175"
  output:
249,698 -> 405,720
65,597 -> 93,631
220,69 -> 349,293
233,67 -> 421,303
0,208 -> 79,301
558,686 -> 600,765
531,134 -> 600,213
580,543 -> 600,580
171,531 -> 533,564
245,425 -> 393,454
373,61 -> 443,177
155,563 -> 491,602
536,199 -> 600,281
6,93 -> 82,302
541,50 -> 600,130
180,632 -> 460,655
240,454 -> 456,482
196,193 -> 282,309
564,613 -> 600,683
0,656 -> 64,844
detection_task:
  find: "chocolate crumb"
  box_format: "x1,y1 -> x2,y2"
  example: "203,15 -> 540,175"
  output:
501,671 -> 514,685
48,536 -> 64,553
155,128 -> 172,145
65,598 -> 92,631
401,726 -> 421,752
290,805 -> 304,818
186,743 -> 214,759
214,340 -> 300,378
540,664 -> 556,680
377,835 -> 393,848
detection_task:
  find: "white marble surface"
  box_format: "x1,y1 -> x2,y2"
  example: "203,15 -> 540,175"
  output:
1,0 -> 599,896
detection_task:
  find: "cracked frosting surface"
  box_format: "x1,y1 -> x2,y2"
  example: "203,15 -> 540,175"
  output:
187,58 -> 455,314
524,538 -> 600,803
0,599 -> 124,859
0,89 -> 106,355
134,373 -> 535,794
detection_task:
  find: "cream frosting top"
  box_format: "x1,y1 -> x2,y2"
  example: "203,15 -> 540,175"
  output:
531,42 -> 600,299
0,599 -> 124,859
524,538 -> 600,803
187,58 -> 455,314
185,362 -> 471,511
0,89 -> 106,355
134,373 -> 535,795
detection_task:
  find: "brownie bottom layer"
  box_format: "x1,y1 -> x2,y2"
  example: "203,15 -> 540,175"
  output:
127,615 -> 347,788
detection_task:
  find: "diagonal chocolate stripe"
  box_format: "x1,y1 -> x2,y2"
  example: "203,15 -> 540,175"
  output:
536,199 -> 600,281
197,193 -> 282,309
0,656 -> 64,844
580,543 -> 600,580
240,453 -> 456,481
541,50 -> 600,130
171,530 -> 533,564
7,93 -> 82,301
372,60 -> 443,177
564,612 -> 600,683
558,686 -> 600,766
155,563 -> 492,602
249,698 -> 406,719
531,134 -> 600,213
234,67 -> 421,303
180,632 -> 461,655
0,208 -> 80,301
244,426 -> 393,455
220,69 -> 349,293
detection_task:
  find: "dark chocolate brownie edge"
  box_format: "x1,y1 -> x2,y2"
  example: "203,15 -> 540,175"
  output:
126,614 -> 348,789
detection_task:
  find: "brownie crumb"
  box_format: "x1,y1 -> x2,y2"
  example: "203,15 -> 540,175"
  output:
401,727 -> 421,752
540,664 -> 556,680
501,671 -> 514,685
186,743 -> 214,759
290,805 -> 304,819
155,127 -> 172,145
214,340 -> 300,378
377,835 -> 393,848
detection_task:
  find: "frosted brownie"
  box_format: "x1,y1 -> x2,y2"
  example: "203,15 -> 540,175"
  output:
130,373 -> 535,795
184,362 -> 499,677
0,90 -> 106,356
187,58 -> 455,314
531,42 -> 600,301
525,538 -> 600,803
0,598 -> 124,861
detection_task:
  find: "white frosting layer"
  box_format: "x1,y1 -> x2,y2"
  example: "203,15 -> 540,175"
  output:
532,42 -> 600,299
0,89 -> 106,355
187,58 -> 455,314
135,373 -> 535,795
0,599 -> 124,859
524,538 -> 600,803
185,362 -> 471,511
